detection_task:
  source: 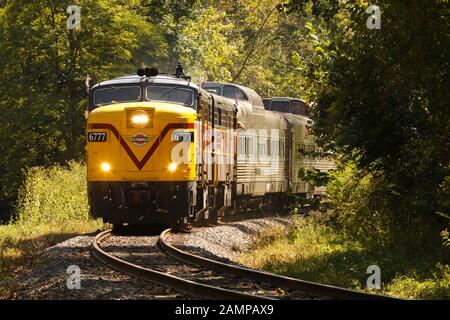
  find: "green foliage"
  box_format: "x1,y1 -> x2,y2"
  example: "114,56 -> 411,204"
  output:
442,229 -> 450,248
172,0 -> 323,100
285,0 -> 450,250
15,161 -> 90,226
240,216 -> 450,299
0,0 -> 337,219
325,163 -> 447,252
0,161 -> 101,296
384,264 -> 450,300
143,0 -> 203,69
0,0 -> 166,215
298,168 -> 331,187
176,5 -> 240,81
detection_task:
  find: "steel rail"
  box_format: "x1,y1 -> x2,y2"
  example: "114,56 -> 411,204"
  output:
159,229 -> 402,300
92,229 -> 274,300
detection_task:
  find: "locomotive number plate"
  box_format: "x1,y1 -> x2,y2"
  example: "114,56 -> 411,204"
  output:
172,131 -> 194,142
88,132 -> 107,142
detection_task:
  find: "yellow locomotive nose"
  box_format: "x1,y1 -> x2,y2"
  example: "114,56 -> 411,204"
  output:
100,162 -> 111,172
168,163 -> 177,172
87,102 -> 196,178
130,110 -> 149,128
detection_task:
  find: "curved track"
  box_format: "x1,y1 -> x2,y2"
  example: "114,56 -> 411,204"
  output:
92,229 -> 273,300
159,229 -> 400,300
92,227 -> 400,300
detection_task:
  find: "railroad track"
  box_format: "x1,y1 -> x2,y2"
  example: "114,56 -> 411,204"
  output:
92,227 -> 400,300
92,229 -> 273,300
159,229 -> 399,300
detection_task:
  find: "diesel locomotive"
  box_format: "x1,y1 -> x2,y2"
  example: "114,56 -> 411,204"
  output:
86,66 -> 334,229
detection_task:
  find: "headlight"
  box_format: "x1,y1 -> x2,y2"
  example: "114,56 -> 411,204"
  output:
168,163 -> 177,172
101,162 -> 111,172
131,111 -> 149,127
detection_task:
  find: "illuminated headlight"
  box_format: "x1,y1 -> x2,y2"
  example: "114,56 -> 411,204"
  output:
168,163 -> 177,172
131,111 -> 149,127
101,162 -> 111,172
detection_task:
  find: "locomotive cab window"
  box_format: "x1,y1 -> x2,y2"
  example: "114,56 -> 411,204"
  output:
146,85 -> 195,107
223,85 -> 249,102
204,86 -> 222,95
271,101 -> 290,113
94,86 -> 141,106
291,100 -> 307,116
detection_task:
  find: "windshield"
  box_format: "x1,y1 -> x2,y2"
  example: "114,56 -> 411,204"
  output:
292,100 -> 307,115
146,86 -> 194,106
223,85 -> 249,101
204,86 -> 221,95
94,86 -> 141,106
271,101 -> 290,113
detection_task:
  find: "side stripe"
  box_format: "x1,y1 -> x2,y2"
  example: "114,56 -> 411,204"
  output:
88,123 -> 194,171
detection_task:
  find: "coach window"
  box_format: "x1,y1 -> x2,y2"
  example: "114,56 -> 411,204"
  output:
271,140 -> 279,157
279,140 -> 284,158
223,85 -> 249,102
247,137 -> 256,156
297,144 -> 304,159
317,147 -> 323,160
238,136 -> 245,156
308,144 -> 316,158
258,140 -> 266,157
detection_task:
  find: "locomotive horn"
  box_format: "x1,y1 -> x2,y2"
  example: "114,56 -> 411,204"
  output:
137,69 -> 145,77
145,67 -> 159,77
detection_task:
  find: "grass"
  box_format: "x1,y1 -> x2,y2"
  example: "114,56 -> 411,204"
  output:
0,161 -> 103,298
0,220 -> 102,298
238,215 -> 450,299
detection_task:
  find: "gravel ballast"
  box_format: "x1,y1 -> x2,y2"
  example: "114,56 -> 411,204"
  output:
10,216 -> 293,299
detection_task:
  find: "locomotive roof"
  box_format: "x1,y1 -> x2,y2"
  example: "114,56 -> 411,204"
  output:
92,75 -> 199,90
204,82 -> 265,110
266,97 -> 307,103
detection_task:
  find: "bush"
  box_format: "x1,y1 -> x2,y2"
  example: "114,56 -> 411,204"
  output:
14,161 -> 90,227
324,162 -> 446,253
385,264 -> 450,300
1,161 -> 101,297
239,216 -> 450,299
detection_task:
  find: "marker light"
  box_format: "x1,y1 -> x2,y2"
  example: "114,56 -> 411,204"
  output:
168,163 -> 177,172
131,111 -> 149,127
101,162 -> 111,172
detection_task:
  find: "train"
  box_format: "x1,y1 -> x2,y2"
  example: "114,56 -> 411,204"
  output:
86,65 -> 334,229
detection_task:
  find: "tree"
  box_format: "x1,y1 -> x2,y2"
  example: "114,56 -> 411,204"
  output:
287,0 -> 450,244
0,0 -> 167,218
174,0 -> 323,100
